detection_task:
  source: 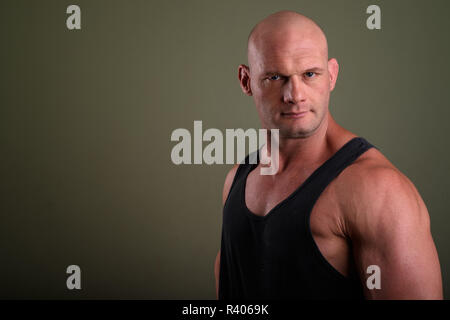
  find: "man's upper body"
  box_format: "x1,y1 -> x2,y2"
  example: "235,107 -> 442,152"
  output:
215,11 -> 442,299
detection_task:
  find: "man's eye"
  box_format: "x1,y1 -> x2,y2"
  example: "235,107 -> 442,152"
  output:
269,75 -> 281,81
305,72 -> 316,78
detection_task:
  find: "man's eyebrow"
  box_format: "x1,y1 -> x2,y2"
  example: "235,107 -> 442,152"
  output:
262,67 -> 324,77
263,71 -> 285,76
304,67 -> 324,73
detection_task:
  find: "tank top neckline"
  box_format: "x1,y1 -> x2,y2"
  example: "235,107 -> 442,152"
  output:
241,136 -> 365,220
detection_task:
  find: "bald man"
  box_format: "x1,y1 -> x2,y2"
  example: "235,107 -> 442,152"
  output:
214,11 -> 442,300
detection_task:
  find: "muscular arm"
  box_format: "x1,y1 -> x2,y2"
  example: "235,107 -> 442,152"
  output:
215,164 -> 239,299
346,166 -> 443,299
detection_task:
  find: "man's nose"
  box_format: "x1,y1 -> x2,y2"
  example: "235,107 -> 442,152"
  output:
283,75 -> 306,104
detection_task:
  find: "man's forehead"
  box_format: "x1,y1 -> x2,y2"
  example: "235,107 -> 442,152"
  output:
250,39 -> 327,72
255,36 -> 324,55
249,30 -> 327,66
252,55 -> 326,76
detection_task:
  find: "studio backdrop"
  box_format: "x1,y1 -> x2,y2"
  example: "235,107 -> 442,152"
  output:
1,0 -> 449,299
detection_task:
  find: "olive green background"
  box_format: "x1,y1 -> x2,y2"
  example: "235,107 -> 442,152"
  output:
1,0 -> 449,299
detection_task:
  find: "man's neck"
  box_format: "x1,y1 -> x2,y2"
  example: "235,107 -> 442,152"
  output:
265,113 -> 340,175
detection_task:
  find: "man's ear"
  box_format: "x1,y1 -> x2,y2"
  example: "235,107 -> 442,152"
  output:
327,58 -> 339,92
238,64 -> 252,96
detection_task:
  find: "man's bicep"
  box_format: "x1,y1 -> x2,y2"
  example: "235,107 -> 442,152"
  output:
349,169 -> 442,299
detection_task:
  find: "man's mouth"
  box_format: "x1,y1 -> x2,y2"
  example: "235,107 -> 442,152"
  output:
280,111 -> 308,118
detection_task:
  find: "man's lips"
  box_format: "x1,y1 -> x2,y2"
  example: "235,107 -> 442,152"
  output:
281,111 -> 309,118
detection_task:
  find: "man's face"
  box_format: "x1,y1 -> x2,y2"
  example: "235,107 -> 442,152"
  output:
247,36 -> 336,139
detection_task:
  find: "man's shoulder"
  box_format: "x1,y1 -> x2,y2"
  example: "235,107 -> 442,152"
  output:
222,163 -> 240,205
336,147 -> 415,204
335,146 -> 428,234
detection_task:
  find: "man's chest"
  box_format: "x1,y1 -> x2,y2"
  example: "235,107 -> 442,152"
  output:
244,168 -> 352,276
245,166 -> 340,215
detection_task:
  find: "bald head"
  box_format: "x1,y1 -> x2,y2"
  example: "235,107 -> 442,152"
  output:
247,11 -> 329,70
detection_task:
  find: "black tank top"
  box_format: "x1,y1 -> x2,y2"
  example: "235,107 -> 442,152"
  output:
218,137 -> 376,300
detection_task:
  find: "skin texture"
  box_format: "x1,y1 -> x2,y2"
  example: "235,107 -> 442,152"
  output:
215,11 -> 442,299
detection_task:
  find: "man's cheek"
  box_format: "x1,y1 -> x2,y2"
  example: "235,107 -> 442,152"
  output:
315,88 -> 330,106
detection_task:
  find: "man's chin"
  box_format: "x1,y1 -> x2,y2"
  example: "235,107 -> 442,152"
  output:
275,116 -> 322,139
279,127 -> 315,139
